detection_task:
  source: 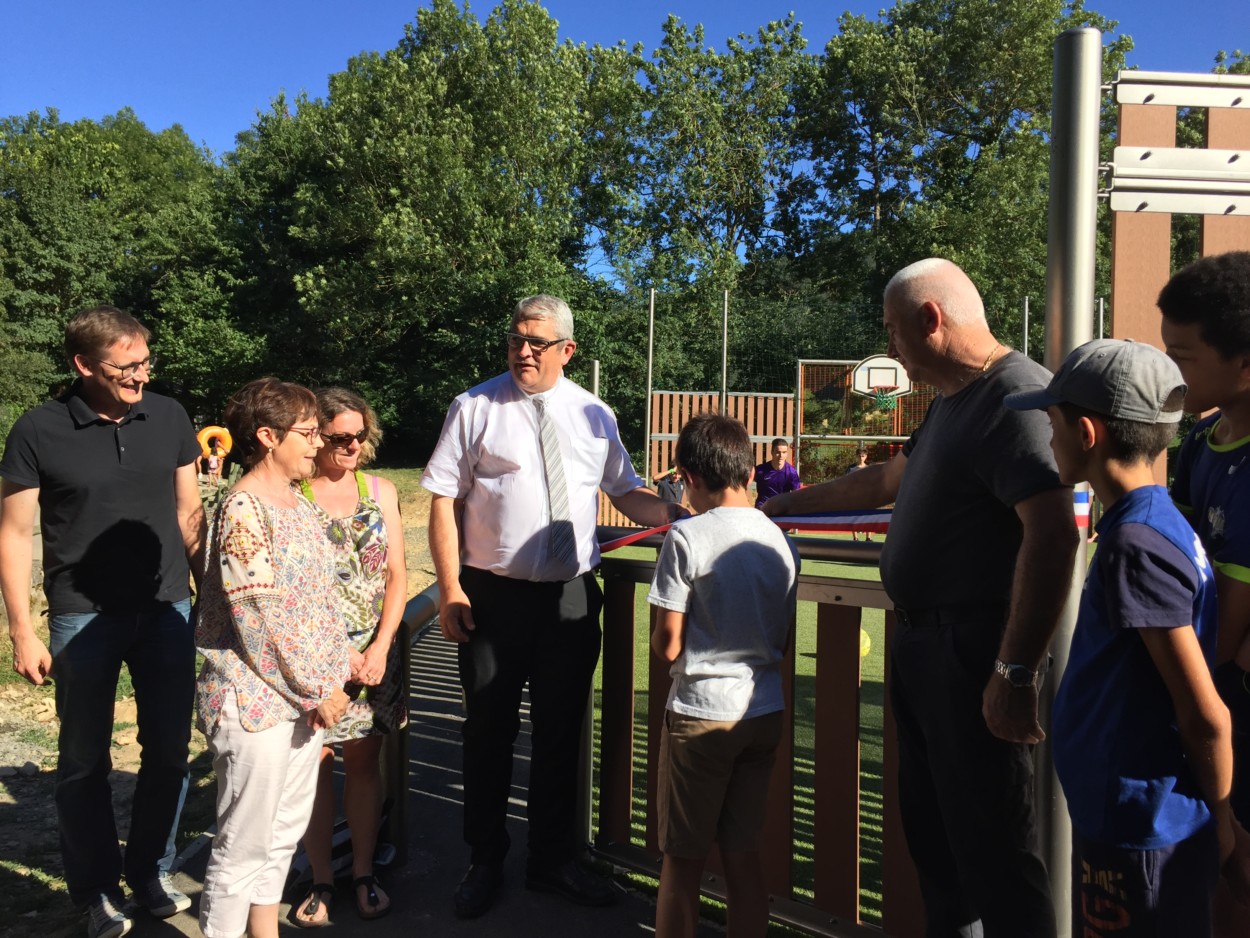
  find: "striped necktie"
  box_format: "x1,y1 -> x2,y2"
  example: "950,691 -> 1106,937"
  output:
534,395 -> 578,574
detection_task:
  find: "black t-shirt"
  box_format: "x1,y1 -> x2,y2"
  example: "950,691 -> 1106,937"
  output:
0,384 -> 201,614
880,352 -> 1066,609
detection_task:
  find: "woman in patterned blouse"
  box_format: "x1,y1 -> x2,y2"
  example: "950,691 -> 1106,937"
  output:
293,388 -> 407,924
194,378 -> 351,938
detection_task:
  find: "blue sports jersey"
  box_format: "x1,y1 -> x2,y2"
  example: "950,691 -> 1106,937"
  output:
1171,411 -> 1250,585
1054,486 -> 1218,849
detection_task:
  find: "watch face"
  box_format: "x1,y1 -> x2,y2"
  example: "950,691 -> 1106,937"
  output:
1007,665 -> 1034,688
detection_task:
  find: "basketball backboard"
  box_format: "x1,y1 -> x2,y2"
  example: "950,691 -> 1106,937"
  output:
850,354 -> 913,398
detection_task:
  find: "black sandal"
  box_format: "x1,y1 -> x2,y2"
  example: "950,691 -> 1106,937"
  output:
289,883 -> 334,928
353,875 -> 391,920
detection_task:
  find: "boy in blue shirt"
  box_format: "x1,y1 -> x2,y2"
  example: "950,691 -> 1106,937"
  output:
648,414 -> 799,938
1007,339 -> 1249,935
1160,250 -> 1250,935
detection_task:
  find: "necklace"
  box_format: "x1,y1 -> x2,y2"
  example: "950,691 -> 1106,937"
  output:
980,343 -> 1002,373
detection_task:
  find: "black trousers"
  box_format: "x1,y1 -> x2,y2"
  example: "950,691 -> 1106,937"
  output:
457,566 -> 604,868
890,612 -> 1056,938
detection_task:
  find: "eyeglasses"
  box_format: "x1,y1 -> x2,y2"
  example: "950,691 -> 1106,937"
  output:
285,425 -> 322,444
322,428 -> 368,448
506,332 -> 568,354
94,355 -> 155,379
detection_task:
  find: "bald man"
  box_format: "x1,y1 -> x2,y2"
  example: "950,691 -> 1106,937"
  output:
765,259 -> 1078,937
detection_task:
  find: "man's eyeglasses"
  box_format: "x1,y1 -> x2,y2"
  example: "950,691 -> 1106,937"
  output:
322,428 -> 368,448
505,332 -> 568,354
286,425 -> 322,444
94,355 -> 155,379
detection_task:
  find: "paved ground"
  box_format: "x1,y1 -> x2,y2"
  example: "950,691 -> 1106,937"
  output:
129,629 -> 720,938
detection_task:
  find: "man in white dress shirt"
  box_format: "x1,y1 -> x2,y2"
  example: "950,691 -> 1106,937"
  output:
422,295 -> 682,918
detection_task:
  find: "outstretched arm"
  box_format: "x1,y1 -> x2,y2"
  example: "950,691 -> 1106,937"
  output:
763,452 -> 907,517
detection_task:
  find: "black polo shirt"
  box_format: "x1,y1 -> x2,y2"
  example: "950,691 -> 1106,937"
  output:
0,383 -> 201,615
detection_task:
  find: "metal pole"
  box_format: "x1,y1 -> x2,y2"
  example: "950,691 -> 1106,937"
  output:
1023,296 -> 1030,358
645,289 -> 656,471
720,290 -> 729,414
1041,27 -> 1102,938
1098,296 -> 1105,339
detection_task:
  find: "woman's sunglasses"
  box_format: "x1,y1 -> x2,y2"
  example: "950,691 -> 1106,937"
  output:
322,428 -> 368,448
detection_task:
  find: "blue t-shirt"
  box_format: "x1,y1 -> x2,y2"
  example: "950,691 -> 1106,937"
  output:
1171,411 -> 1250,586
1054,485 -> 1218,849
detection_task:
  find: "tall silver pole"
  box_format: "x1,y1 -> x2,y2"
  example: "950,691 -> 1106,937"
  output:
645,289 -> 656,470
1041,28 -> 1102,938
577,359 -> 603,848
1023,296 -> 1030,358
1098,296 -> 1105,339
720,290 -> 729,414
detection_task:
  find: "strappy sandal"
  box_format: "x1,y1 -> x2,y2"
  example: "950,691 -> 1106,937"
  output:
353,874 -> 391,920
289,882 -> 334,928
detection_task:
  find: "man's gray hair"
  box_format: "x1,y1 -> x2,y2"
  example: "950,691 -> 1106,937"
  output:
885,258 -> 986,328
513,294 -> 574,341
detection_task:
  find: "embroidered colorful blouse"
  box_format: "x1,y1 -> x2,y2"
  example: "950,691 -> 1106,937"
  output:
195,490 -> 350,734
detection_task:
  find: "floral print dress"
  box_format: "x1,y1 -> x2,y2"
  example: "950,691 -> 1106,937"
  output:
301,471 -> 407,741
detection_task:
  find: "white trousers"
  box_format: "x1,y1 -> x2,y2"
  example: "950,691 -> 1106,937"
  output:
199,695 -> 323,938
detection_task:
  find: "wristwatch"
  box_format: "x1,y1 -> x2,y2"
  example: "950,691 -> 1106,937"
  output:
994,659 -> 1039,689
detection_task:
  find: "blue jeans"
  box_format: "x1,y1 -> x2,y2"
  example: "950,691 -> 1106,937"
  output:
49,599 -> 194,905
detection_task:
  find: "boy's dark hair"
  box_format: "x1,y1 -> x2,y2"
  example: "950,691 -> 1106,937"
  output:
771,437 -> 789,449
676,414 -> 753,492
1157,251 -> 1250,358
1056,387 -> 1186,464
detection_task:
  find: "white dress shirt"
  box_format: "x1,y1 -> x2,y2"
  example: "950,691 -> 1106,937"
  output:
421,372 -> 645,581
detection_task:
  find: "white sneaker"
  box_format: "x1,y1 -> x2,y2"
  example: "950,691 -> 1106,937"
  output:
132,873 -> 191,918
85,894 -> 132,938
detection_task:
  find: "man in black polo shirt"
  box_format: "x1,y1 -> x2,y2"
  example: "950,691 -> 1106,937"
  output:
0,306 -> 205,938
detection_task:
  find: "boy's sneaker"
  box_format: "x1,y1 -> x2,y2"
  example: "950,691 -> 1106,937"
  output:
132,873 -> 191,918
85,893 -> 133,938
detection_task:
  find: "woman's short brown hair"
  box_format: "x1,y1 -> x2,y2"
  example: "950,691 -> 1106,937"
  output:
224,377 -> 318,467
314,387 -> 383,468
64,305 -> 150,367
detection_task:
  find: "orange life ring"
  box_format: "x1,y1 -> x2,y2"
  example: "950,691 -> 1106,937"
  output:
197,426 -> 233,458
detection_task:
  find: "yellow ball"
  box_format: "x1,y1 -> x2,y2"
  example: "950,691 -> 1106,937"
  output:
860,628 -> 872,658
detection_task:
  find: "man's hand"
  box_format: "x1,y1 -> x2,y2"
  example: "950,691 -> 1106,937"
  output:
11,631 -> 52,686
439,585 -> 476,643
982,674 -> 1045,744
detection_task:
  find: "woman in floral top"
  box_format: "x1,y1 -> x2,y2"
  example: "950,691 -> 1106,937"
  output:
195,378 -> 350,938
293,388 -> 407,925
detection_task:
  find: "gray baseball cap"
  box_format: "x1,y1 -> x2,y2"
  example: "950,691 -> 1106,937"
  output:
1004,338 -> 1186,423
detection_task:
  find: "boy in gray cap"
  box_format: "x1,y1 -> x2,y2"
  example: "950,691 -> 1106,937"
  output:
1006,338 -> 1250,935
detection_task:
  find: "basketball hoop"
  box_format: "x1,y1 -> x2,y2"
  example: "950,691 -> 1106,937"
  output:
873,386 -> 899,411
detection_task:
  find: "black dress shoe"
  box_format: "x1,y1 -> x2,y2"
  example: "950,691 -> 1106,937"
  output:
524,860 -> 616,907
453,864 -> 502,919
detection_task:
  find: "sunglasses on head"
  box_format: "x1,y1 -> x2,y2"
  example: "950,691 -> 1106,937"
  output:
322,428 -> 368,448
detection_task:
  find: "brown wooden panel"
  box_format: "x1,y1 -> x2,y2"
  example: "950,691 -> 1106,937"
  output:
881,610 -> 925,938
1112,104 -> 1176,488
597,576 -> 637,847
1202,107 -> 1250,256
814,603 -> 863,921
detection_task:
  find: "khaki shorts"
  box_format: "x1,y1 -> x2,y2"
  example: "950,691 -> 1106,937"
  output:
656,709 -> 783,858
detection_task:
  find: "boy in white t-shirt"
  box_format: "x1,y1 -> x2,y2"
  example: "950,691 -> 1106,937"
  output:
648,413 -> 800,938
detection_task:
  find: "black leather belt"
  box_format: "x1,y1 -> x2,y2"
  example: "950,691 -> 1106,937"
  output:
893,602 -> 1007,629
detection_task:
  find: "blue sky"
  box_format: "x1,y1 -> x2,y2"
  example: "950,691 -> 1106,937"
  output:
3,0 -> 1244,157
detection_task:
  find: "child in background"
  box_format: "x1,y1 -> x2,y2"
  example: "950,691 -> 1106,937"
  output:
753,437 -> 801,508
648,414 -> 799,938
1006,338 -> 1250,935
